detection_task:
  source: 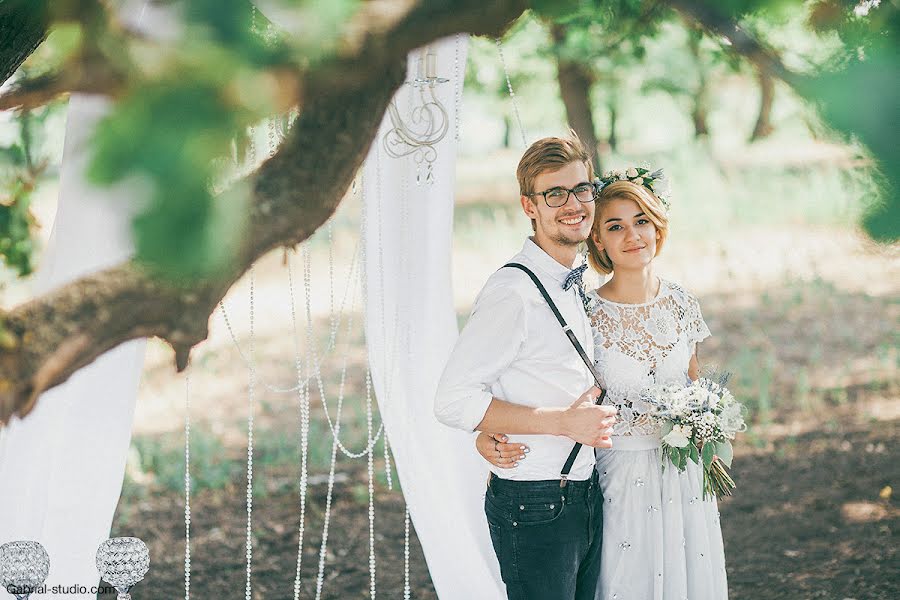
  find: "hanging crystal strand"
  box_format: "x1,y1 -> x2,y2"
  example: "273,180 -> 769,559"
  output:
289,250 -> 311,600
267,117 -> 279,159
313,241 -> 355,600
327,220 -> 335,335
495,38 -> 528,147
183,371 -> 192,600
373,138 -> 397,408
382,429 -> 393,491
218,235 -> 361,395
302,190 -> 382,458
453,34 -> 464,142
305,253 -> 384,458
403,506 -> 411,600
295,170 -> 383,461
244,265 -> 256,600
365,367 -> 377,598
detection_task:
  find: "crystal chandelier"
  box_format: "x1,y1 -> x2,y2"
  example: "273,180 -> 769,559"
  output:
382,45 -> 450,184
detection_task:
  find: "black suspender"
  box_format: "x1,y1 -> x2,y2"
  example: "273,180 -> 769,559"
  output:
503,262 -> 608,487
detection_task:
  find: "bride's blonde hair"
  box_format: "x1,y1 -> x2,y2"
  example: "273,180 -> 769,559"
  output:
586,180 -> 669,275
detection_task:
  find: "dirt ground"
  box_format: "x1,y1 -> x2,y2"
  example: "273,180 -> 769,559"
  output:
104,402 -> 899,600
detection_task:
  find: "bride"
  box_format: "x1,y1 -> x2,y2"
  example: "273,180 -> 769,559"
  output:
477,170 -> 728,599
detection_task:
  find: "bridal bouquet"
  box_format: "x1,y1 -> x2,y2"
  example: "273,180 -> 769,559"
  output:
641,375 -> 746,499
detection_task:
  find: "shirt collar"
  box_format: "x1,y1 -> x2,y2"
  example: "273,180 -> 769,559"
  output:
521,237 -> 583,284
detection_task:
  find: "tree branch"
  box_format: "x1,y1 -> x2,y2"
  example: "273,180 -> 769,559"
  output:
666,0 -> 805,87
0,0 -> 51,87
0,0 -> 527,424
0,54 -> 126,111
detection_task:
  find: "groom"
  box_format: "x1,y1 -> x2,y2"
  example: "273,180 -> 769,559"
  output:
434,135 -> 617,600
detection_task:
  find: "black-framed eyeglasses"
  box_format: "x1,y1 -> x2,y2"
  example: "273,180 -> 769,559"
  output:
527,182 -> 599,208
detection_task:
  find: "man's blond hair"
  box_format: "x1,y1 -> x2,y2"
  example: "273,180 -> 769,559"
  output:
516,133 -> 594,197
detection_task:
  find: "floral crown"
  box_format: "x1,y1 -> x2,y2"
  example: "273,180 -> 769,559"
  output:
595,167 -> 671,214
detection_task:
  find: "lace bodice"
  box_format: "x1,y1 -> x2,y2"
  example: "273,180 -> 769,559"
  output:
587,279 -> 711,436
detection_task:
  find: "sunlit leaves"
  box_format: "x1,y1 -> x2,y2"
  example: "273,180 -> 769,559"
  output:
798,2 -> 899,240
0,176 -> 37,277
530,0 -> 589,21
88,79 -> 254,278
0,107 -> 54,278
77,0 -> 369,278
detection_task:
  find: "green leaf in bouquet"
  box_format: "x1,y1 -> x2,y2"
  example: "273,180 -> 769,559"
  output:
689,443 -> 699,464
660,421 -> 674,437
701,442 -> 715,469
716,441 -> 734,468
668,446 -> 683,471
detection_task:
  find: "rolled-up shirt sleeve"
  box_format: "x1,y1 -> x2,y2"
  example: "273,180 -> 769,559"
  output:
434,282 -> 527,431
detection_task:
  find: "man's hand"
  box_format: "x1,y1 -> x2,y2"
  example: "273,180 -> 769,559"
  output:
558,386 -> 617,448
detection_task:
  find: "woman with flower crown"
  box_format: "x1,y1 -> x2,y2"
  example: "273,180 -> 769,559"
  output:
476,168 -> 728,599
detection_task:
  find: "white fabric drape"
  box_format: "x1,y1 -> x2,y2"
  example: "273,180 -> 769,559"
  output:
0,94 -> 146,599
363,36 -> 504,600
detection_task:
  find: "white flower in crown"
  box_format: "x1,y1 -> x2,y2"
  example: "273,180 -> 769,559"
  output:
626,167 -> 639,178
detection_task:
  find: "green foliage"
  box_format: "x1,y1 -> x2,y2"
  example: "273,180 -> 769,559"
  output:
797,2 -> 900,240
89,78 -> 253,277
0,106 -> 55,278
800,53 -> 898,241
0,177 -> 36,276
545,0 -> 672,97
530,0 -> 587,21
129,428 -> 240,493
701,440 -> 716,468
689,442 -> 700,464
716,440 -> 734,467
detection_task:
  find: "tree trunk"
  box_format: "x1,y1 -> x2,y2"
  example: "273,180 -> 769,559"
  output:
607,101 -> 618,152
550,24 -> 602,173
691,97 -> 709,137
688,25 -> 710,138
750,67 -> 775,141
502,114 -> 511,148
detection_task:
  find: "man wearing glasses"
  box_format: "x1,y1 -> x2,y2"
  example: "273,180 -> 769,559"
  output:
435,135 -> 617,599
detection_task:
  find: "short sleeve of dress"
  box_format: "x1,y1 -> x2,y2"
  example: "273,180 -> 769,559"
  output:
684,292 -> 711,353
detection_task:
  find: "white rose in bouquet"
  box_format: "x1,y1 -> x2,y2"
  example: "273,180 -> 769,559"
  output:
662,424 -> 691,448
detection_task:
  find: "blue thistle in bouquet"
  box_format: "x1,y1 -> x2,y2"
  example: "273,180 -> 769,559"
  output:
641,373 -> 747,499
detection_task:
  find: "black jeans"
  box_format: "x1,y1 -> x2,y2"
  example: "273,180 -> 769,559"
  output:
484,471 -> 603,600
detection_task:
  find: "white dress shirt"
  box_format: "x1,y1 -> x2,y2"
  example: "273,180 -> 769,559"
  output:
434,238 -> 596,481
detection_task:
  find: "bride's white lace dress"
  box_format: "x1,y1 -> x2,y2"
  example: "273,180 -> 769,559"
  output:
588,279 -> 728,600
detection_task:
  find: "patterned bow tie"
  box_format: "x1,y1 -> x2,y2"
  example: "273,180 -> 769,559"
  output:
562,263 -> 591,312
562,263 -> 587,293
